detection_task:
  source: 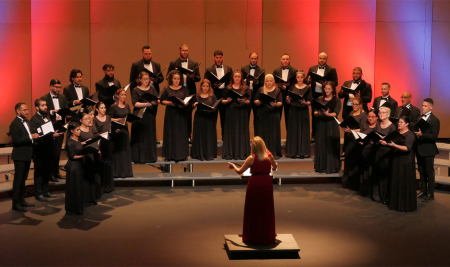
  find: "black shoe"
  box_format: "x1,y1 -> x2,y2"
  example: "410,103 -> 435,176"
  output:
13,205 -> 27,212
417,191 -> 426,198
43,192 -> 57,198
35,195 -> 49,202
422,195 -> 434,202
54,174 -> 64,179
49,177 -> 59,182
21,201 -> 35,207
311,138 -> 315,143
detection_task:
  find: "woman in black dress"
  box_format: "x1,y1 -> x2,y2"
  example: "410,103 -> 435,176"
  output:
313,81 -> 341,173
222,70 -> 251,160
109,89 -> 133,178
253,74 -> 282,159
131,71 -> 159,163
285,70 -> 311,158
341,97 -> 367,191
93,101 -> 114,193
358,110 -> 378,197
65,122 -> 86,215
79,109 -> 100,205
373,106 -> 396,204
160,70 -> 190,161
386,116 -> 417,212
191,79 -> 218,161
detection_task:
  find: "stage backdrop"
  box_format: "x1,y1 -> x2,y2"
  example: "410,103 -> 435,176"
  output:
0,0 -> 448,145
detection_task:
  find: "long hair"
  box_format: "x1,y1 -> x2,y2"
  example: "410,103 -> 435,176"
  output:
227,70 -> 246,92
251,136 -> 269,162
321,81 -> 336,98
137,71 -> 150,86
197,79 -> 214,96
66,122 -> 80,143
262,74 -> 276,95
166,70 -> 182,86
114,88 -> 126,104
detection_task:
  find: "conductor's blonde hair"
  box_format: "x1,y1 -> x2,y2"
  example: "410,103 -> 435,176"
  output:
251,136 -> 269,162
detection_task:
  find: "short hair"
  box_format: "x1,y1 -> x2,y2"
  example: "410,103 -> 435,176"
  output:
381,82 -> 391,88
322,81 -> 336,97
197,79 -> 214,96
378,106 -> 391,116
49,79 -> 61,86
179,44 -> 188,49
399,116 -> 411,125
166,70 -> 182,86
352,96 -> 362,105
353,67 -> 362,73
281,53 -> 290,58
137,71 -> 150,86
142,46 -> 151,51
34,99 -> 45,107
213,50 -> 223,56
249,52 -> 258,58
69,69 -> 83,83
368,110 -> 377,117
423,98 -> 434,106
15,103 -> 25,112
114,88 -> 126,102
102,64 -> 115,71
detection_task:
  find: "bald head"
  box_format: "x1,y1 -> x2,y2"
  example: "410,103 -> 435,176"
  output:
318,52 -> 328,66
401,92 -> 412,106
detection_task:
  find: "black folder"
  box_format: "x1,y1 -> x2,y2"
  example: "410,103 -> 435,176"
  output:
133,108 -> 146,118
83,134 -> 103,147
341,85 -> 360,94
168,95 -> 194,106
258,93 -> 276,105
413,119 -> 431,132
244,69 -> 265,85
90,91 -> 99,102
228,90 -> 246,100
53,122 -> 68,132
363,131 -> 385,143
56,108 -> 76,118
337,116 -> 360,130
312,98 -> 336,112
309,72 -> 326,83
383,131 -> 405,144
141,68 -> 160,79
390,107 -> 412,124
76,144 -> 99,156
197,99 -> 222,110
126,113 -> 142,123
80,97 -> 97,107
207,71 -> 232,87
288,88 -> 309,102
274,74 -> 296,87
105,85 -> 120,95
138,92 -> 160,103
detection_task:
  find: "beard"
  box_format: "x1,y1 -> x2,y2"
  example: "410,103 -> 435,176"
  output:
105,74 -> 114,81
39,108 -> 48,116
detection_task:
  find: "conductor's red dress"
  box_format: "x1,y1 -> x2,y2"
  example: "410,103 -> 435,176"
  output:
242,152 -> 276,245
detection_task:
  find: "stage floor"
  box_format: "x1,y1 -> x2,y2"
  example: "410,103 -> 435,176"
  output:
0,184 -> 449,266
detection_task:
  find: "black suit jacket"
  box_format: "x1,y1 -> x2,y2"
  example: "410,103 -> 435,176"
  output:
129,59 -> 164,94
417,113 -> 440,157
204,64 -> 233,98
307,64 -> 338,98
396,104 -> 421,129
95,78 -> 122,108
167,58 -> 201,95
273,66 -> 298,86
241,65 -> 265,87
29,113 -> 54,156
373,95 -> 398,115
338,80 -> 372,110
41,92 -> 69,122
9,117 -> 33,161
63,84 -> 90,107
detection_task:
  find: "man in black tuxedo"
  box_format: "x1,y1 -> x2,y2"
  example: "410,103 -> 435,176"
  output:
9,103 -> 39,212
63,69 -> 90,108
204,50 -> 233,137
242,52 -> 265,126
415,98 -> 440,202
307,52 -> 338,141
30,99 -> 60,202
395,92 -> 421,129
95,64 -> 122,112
338,67 -> 372,120
372,82 -> 398,114
167,44 -> 201,140
41,79 -> 69,181
129,46 -> 164,94
273,53 -> 298,126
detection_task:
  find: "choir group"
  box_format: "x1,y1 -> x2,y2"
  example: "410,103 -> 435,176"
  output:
8,44 -> 440,215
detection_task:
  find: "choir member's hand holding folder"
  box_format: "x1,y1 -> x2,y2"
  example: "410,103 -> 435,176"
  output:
274,74 -> 296,88
258,93 -> 276,105
138,92 -> 160,105
36,121 -> 56,137
208,71 -> 232,88
334,116 -> 360,130
168,95 -> 194,107
360,131 -> 385,144
312,98 -> 336,113
341,85 -> 360,95
244,69 -> 265,85
309,72 -> 326,84
288,88 -> 309,102
383,130 -> 405,145
197,99 -> 222,111
413,119 -> 431,133
177,61 -> 202,76
141,66 -> 167,82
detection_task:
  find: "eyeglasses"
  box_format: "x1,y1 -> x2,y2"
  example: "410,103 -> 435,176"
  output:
401,96 -> 410,99
379,111 -> 388,114
352,103 -> 361,106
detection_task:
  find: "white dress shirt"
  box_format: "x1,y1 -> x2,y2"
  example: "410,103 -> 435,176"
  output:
74,84 -> 83,100
18,116 -> 33,143
181,59 -> 188,87
314,67 -> 325,93
216,65 -> 225,89
422,111 -> 431,121
347,81 -> 360,106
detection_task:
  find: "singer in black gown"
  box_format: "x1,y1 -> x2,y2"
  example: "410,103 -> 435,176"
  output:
358,110 -> 378,197
313,81 -> 341,173
342,97 -> 367,191
109,89 -> 133,178
131,71 -> 159,163
285,71 -> 311,158
191,79 -> 218,161
373,106 -> 396,203
160,70 -> 190,161
65,123 -> 85,215
93,102 -> 114,193
387,117 -> 417,212
222,70 -> 251,160
253,74 -> 283,159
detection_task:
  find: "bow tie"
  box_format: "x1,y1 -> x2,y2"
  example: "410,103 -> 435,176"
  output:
249,66 -> 256,70
19,118 -> 28,123
353,80 -> 361,84
318,66 -> 325,69
106,79 -> 113,83
52,96 -> 58,99
181,59 -> 187,62
216,65 -> 223,68
143,60 -> 151,64
381,97 -> 389,100
422,113 -> 429,117
282,67 -> 290,70
74,84 -> 81,88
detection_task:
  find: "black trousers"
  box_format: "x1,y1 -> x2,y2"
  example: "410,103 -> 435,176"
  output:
52,133 -> 64,176
13,160 -> 31,206
418,155 -> 435,196
33,157 -> 52,195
